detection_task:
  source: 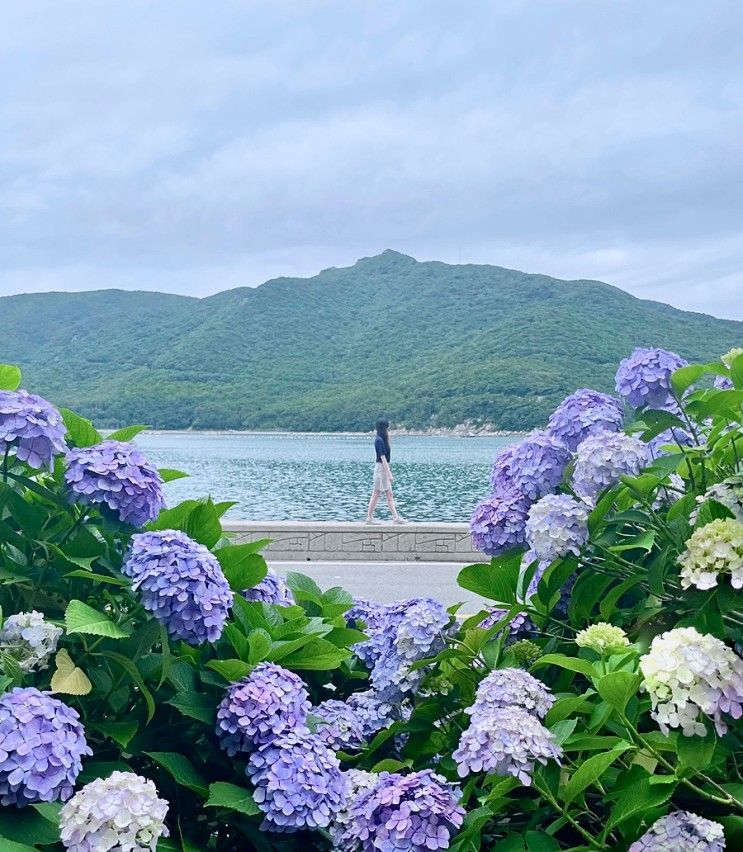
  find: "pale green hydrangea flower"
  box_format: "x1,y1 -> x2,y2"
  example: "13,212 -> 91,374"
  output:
721,347 -> 743,368
575,622 -> 629,655
678,518 -> 743,590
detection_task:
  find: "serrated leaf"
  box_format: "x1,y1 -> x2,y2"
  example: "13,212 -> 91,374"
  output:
597,671 -> 641,714
215,544 -> 267,593
205,781 -> 261,816
606,777 -> 676,830
0,364 -> 22,391
65,600 -> 130,638
50,649 -> 92,695
561,744 -> 632,803
60,408 -> 102,447
286,572 -> 323,603
167,692 -> 215,725
458,550 -> 521,604
145,751 -> 208,796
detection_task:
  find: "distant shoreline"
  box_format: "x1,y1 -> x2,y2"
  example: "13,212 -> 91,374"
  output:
128,427 -> 525,439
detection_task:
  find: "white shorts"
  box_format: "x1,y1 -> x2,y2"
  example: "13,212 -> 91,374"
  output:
372,463 -> 391,492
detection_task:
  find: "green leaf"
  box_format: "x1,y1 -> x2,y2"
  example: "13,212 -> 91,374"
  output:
0,837 -> 37,852
145,751 -> 208,796
93,720 -> 138,748
159,468 -> 189,483
608,530 -> 655,553
561,744 -> 632,803
206,658 -> 251,682
184,499 -> 222,548
280,638 -> 349,670
0,364 -> 21,391
457,550 -> 522,604
167,692 -> 215,725
102,651 -> 156,722
525,831 -> 561,852
215,544 -> 268,593
65,600 -> 131,638
599,577 -> 644,620
0,803 -> 60,845
65,569 -> 129,586
286,572 -> 323,604
606,777 -> 675,830
597,671 -> 641,714
671,364 -> 707,396
532,653 -> 596,677
678,730 -> 717,770
248,629 -> 272,664
106,424 -> 149,442
60,408 -> 102,447
205,781 -> 261,816
372,758 -> 413,773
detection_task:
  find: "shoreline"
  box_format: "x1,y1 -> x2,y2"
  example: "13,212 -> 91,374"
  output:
128,427 -> 525,439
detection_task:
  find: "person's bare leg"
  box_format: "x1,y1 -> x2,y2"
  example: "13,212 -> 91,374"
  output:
385,489 -> 405,522
366,489 -> 381,522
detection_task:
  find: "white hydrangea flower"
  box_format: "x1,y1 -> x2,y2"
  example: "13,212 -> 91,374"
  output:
629,810 -> 725,852
0,611 -> 62,672
691,476 -> 743,525
678,518 -> 743,590
525,494 -> 589,562
60,771 -> 169,851
653,473 -> 685,510
640,627 -> 743,736
330,768 -> 379,849
721,347 -> 743,368
575,622 -> 630,655
572,431 -> 650,503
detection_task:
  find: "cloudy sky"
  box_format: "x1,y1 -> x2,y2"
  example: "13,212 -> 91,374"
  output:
1,1 -> 742,319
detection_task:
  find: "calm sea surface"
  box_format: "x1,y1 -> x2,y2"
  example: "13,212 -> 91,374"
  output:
136,432 -> 515,522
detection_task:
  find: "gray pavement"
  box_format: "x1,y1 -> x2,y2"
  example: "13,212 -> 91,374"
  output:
271,560 -> 488,611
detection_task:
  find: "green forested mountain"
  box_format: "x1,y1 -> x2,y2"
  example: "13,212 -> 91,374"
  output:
2,251 -> 741,431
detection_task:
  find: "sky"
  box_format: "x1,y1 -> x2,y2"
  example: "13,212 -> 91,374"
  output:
1,1 -> 742,320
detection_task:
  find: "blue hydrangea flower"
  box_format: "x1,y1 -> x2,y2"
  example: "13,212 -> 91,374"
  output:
647,427 -> 694,460
547,388 -> 624,452
453,706 -> 562,784
247,731 -> 347,832
470,488 -> 530,556
345,691 -> 396,739
615,347 -> 688,410
572,430 -> 650,503
122,530 -> 233,645
468,668 -> 555,719
480,607 -> 537,644
0,687 -> 91,806
0,390 -> 67,470
312,699 -> 368,751
525,494 -> 589,562
489,431 -> 570,500
714,375 -> 734,390
65,440 -> 164,526
629,811 -> 725,852
0,611 -> 63,673
216,662 -> 311,754
242,568 -> 294,606
335,769 -> 464,851
331,770 -> 380,851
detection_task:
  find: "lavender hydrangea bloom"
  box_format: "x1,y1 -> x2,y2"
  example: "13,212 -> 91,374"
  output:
242,568 -> 294,606
526,494 -> 589,562
0,611 -> 63,673
123,531 -> 233,645
647,427 -> 694,460
470,488 -> 530,555
345,691 -> 396,739
714,375 -> 734,390
468,668 -> 555,719
64,440 -> 164,526
615,347 -> 688,410
572,430 -> 650,503
453,706 -> 562,784
331,770 -> 380,851
336,769 -> 464,851
0,390 -> 67,470
480,607 -> 537,644
60,770 -> 169,851
216,662 -> 311,753
0,687 -> 91,806
547,388 -> 624,452
247,731 -> 347,832
489,432 -> 570,500
629,811 -> 725,852
313,699 -> 368,751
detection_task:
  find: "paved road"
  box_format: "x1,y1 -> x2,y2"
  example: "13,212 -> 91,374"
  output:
271,560 -> 489,611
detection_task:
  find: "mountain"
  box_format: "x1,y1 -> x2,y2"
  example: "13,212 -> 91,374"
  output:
2,251 -> 741,431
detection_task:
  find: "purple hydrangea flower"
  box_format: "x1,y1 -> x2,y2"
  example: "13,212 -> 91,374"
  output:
489,431 -> 571,500
335,769 -> 464,851
572,430 -> 650,503
526,494 -> 589,562
313,699 -> 368,751
714,375 -> 734,390
647,427 -> 694,460
453,706 -> 562,784
470,488 -> 530,556
247,731 -> 347,832
629,811 -> 725,852
242,568 -> 294,606
122,530 -> 233,645
468,668 -> 555,719
345,691 -> 396,739
216,662 -> 311,754
615,347 -> 688,410
331,770 -> 380,851
64,440 -> 164,526
547,388 -> 624,452
0,687 -> 91,806
0,390 -> 67,470
480,607 -> 537,644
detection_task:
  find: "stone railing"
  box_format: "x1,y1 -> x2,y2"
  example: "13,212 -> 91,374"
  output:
223,521 -> 479,562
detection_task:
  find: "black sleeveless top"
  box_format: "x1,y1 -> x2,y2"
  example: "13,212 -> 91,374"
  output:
374,435 -> 390,463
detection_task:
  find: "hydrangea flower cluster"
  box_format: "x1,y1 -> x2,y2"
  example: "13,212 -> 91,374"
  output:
489,431 -> 570,500
470,488 -> 530,555
345,691 -> 396,739
547,388 -> 624,452
722,347 -> 743,368
678,518 -> 743,590
572,430 -> 649,503
628,811 -> 725,852
575,622 -> 630,655
64,440 -> 164,527
0,611 -> 62,672
242,568 -> 294,606
330,769 -> 380,850
615,347 -> 688,409
480,607 -> 537,644
525,494 -> 589,562
694,476 -> 743,523
246,731 -> 346,832
714,375 -> 734,390
335,769 -> 464,851
647,427 -> 694,460
216,662 -> 311,754
640,627 -> 743,736
313,699 -> 368,751
0,687 -> 91,805
122,530 -> 233,645
0,390 -> 67,470
467,668 -> 555,719
59,771 -> 168,851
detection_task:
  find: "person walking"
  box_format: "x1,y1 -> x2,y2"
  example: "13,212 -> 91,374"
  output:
365,417 -> 406,524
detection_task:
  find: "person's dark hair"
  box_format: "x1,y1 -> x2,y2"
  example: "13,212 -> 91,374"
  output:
375,418 -> 391,458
